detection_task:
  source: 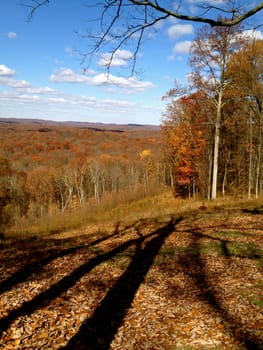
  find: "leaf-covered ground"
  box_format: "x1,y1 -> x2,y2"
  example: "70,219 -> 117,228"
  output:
0,208 -> 262,349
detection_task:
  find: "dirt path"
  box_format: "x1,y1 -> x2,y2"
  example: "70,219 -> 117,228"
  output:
0,210 -> 262,349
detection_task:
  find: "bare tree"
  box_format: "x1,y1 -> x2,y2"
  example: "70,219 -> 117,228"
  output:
23,1 -> 263,73
189,24 -> 244,199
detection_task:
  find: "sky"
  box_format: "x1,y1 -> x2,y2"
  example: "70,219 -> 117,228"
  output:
0,0 -> 262,125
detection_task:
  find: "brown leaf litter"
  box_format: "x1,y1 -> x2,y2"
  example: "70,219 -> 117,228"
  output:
0,211 -> 262,349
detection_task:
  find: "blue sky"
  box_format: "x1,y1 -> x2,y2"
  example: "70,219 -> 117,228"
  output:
0,1 -> 262,125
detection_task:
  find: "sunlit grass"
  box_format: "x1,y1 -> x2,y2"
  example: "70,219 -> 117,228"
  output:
216,231 -> 251,238
4,188 -> 263,240
156,241 -> 263,261
252,298 -> 263,308
226,242 -> 262,258
5,188 -> 174,239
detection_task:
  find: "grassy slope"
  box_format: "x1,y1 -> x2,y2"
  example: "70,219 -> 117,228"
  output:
5,190 -> 263,239
1,191 -> 263,349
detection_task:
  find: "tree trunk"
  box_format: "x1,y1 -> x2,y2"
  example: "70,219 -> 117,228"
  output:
248,114 -> 253,199
255,127 -> 262,198
211,89 -> 223,200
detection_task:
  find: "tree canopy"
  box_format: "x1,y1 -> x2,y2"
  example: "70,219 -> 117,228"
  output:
162,33 -> 263,199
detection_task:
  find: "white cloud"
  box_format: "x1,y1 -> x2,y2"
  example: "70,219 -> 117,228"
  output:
50,68 -> 80,82
0,65 -> 159,124
0,64 -> 16,76
83,68 -> 97,75
0,69 -> 55,94
167,55 -> 175,62
17,86 -> 55,94
49,68 -> 154,93
0,88 -> 161,124
241,29 -> 263,41
167,24 -> 193,39
227,29 -> 263,48
19,94 -> 40,101
92,74 -> 154,92
98,49 -> 134,67
173,40 -> 192,54
7,31 -> 17,39
185,0 -> 224,14
65,47 -> 73,54
0,77 -> 31,88
48,97 -> 67,103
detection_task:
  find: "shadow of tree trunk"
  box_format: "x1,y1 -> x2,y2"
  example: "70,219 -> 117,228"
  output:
62,217 -> 182,350
179,232 -> 262,350
0,217 -> 181,339
0,226 -> 122,295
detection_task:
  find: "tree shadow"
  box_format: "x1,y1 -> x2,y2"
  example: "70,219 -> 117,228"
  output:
61,216 -> 181,349
242,208 -> 263,215
174,229 -> 263,350
1,214 -> 261,349
0,217 -> 181,340
0,224 -> 123,295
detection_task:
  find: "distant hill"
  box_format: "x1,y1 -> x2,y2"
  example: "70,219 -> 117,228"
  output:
0,116 -> 162,170
0,117 -> 160,132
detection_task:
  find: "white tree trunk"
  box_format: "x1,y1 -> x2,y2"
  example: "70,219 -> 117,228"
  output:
211,88 -> 223,200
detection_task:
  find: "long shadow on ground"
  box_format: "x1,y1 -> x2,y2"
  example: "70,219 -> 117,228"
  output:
0,217 -> 180,341
61,216 -> 181,349
1,213 -> 261,349
0,227 -> 122,295
176,229 -> 263,350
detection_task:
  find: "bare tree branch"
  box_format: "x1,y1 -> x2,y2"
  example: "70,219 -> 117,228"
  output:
20,0 -> 50,21
79,9 -> 169,75
23,1 -> 263,27
129,0 -> 263,26
21,0 -> 263,73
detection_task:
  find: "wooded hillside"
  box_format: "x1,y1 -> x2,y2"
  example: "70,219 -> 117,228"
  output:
0,118 -> 167,233
162,34 -> 263,201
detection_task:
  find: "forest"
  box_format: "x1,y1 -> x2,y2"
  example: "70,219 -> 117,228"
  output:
0,27 -> 263,236
1,116 -> 263,348
0,5 -> 263,348
162,27 -> 263,201
0,118 -> 167,234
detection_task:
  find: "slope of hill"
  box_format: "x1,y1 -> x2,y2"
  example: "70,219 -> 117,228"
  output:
0,192 -> 262,349
0,117 -> 160,131
0,117 -> 161,169
0,117 -> 167,235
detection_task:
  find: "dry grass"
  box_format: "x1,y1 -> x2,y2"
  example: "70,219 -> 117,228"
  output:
5,189 -> 263,240
1,194 -> 262,349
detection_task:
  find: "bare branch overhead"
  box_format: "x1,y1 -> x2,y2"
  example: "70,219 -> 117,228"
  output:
22,1 -> 263,73
128,0 -> 263,26
23,0 -> 263,26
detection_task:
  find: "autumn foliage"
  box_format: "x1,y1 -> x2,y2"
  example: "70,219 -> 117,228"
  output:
1,38 -> 263,233
162,91 -> 209,197
0,121 -> 168,233
162,36 -> 263,199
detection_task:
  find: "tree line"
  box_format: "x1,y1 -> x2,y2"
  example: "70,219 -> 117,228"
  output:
0,124 -> 168,232
1,1 -> 263,232
162,25 -> 263,200
1,30 -> 262,231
